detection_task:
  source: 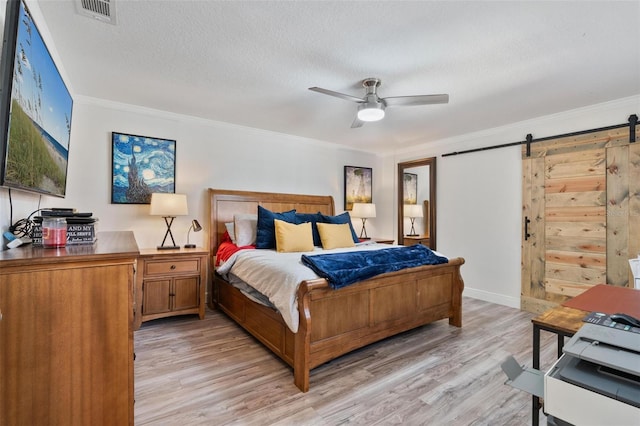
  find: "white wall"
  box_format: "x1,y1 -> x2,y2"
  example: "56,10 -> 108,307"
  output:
385,95 -> 640,308
0,98 -> 385,249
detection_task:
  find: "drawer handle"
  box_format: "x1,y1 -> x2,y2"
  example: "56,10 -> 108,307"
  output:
170,265 -> 176,270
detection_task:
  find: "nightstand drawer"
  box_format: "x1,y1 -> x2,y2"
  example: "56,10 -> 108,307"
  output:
403,236 -> 430,247
145,259 -> 200,275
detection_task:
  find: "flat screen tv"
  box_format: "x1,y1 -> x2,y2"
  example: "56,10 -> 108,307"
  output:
0,0 -> 73,198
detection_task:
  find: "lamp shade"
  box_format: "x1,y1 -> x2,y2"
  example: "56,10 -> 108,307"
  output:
150,193 -> 188,216
351,203 -> 376,218
191,219 -> 202,232
404,204 -> 423,218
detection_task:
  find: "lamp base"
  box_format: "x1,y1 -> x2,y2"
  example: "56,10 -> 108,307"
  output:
406,234 -> 419,237
157,245 -> 179,250
184,244 -> 196,248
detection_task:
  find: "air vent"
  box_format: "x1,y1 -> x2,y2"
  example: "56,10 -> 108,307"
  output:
75,0 -> 117,25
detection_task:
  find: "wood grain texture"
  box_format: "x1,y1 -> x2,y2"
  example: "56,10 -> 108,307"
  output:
134,298 -> 558,425
208,189 -> 335,257
545,206 -> 605,222
544,191 -> 606,208
521,124 -> 636,312
544,265 -> 606,286
543,147 -> 607,299
606,145 -> 630,286
0,232 -> 137,425
522,157 -> 547,307
545,151 -> 605,179
545,235 -> 606,253
526,126 -> 629,158
630,143 -> 640,285
544,175 -> 605,194
521,158 -> 533,301
135,249 -> 208,330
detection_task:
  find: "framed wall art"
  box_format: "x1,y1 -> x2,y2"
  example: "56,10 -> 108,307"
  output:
403,173 -> 418,204
344,166 -> 372,210
111,132 -> 176,204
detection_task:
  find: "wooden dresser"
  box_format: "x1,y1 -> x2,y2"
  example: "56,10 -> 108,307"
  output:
0,231 -> 138,426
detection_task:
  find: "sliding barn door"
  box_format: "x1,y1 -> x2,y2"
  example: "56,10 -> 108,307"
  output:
521,126 -> 640,314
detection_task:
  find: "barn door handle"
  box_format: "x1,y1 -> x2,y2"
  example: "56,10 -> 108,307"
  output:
524,216 -> 531,240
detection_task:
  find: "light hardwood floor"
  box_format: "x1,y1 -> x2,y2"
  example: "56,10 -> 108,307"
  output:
134,297 -> 558,425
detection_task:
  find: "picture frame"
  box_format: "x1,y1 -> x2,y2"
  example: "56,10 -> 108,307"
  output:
403,173 -> 418,204
111,132 -> 176,204
344,166 -> 372,210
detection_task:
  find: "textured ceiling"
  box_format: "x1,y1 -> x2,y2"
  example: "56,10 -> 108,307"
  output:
35,0 -> 640,154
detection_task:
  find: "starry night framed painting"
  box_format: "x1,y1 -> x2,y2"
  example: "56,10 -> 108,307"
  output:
111,132 -> 176,204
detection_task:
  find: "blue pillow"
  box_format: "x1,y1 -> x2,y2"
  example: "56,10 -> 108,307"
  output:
320,212 -> 360,244
256,206 -> 297,249
295,212 -> 323,247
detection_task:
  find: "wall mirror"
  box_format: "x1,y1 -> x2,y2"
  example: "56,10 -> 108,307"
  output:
397,157 -> 436,249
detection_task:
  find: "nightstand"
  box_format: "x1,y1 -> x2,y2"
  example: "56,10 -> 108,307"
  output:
367,237 -> 395,244
403,235 -> 431,247
135,247 -> 208,330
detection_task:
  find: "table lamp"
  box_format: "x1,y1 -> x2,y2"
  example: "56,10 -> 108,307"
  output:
184,219 -> 202,248
150,193 -> 188,250
404,204 -> 423,236
351,203 -> 376,239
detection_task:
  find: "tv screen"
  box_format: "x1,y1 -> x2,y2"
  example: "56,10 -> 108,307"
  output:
0,0 -> 73,198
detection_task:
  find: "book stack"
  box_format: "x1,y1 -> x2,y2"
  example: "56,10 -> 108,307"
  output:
31,209 -> 98,246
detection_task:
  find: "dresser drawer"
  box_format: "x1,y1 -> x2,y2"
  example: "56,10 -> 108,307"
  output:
145,259 -> 200,276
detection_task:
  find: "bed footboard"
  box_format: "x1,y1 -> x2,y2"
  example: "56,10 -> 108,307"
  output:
294,257 -> 465,392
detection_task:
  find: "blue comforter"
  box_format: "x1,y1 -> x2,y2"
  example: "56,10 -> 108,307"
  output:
301,244 -> 448,289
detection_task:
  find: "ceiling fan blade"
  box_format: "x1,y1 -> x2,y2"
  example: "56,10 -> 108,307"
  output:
383,94 -> 449,107
309,87 -> 364,103
351,116 -> 364,128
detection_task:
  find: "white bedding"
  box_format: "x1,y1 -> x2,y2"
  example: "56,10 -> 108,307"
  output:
216,241 -> 400,333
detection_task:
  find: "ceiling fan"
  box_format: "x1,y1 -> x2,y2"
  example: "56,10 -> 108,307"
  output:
308,78 -> 448,128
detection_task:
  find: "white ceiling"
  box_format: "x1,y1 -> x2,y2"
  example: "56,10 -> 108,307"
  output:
36,0 -> 640,154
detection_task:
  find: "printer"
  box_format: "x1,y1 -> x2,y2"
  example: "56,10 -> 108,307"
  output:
544,322 -> 640,425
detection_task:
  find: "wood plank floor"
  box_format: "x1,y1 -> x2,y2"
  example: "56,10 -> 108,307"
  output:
134,297 -> 559,425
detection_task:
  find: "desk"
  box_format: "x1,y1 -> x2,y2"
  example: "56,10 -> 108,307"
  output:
529,284 -> 640,425
531,306 -> 585,425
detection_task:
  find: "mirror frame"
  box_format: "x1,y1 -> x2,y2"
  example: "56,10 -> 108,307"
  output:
397,157 -> 437,248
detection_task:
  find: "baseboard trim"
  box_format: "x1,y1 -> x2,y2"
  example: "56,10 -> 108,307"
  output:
464,287 -> 520,309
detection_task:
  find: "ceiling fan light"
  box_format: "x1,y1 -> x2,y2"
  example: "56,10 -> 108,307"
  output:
357,104 -> 385,122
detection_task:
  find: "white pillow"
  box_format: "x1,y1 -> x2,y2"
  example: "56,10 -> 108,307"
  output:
225,222 -> 236,244
234,214 -> 258,246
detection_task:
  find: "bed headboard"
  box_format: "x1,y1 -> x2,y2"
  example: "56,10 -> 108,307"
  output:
208,188 -> 335,255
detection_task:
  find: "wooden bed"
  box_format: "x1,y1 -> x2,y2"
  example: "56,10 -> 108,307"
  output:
208,188 -> 465,392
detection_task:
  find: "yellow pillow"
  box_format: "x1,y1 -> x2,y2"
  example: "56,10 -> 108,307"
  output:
317,222 -> 356,250
274,219 -> 314,253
